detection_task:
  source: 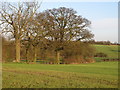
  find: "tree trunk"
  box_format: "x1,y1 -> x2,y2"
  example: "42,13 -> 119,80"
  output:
26,48 -> 29,63
56,51 -> 60,64
34,46 -> 37,63
15,39 -> 20,62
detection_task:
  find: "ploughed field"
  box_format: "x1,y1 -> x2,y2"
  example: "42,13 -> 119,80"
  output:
2,61 -> 118,88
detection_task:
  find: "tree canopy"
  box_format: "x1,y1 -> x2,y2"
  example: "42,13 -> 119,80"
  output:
1,3 -> 95,64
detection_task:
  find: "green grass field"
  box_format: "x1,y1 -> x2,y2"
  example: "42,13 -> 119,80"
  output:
94,45 -> 119,62
2,61 -> 118,88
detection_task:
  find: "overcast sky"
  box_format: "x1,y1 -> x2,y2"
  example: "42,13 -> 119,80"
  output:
39,2 -> 118,43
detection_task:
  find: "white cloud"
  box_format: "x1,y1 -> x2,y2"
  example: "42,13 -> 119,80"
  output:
91,18 -> 118,43
92,18 -> 118,31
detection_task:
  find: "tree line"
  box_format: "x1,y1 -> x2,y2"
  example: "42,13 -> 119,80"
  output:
0,2 -> 95,64
83,40 -> 119,45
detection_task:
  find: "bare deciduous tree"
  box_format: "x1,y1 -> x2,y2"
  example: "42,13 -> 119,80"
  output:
40,7 -> 94,64
0,2 -> 40,62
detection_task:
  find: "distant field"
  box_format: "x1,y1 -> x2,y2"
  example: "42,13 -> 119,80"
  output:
94,45 -> 119,61
2,62 -> 118,88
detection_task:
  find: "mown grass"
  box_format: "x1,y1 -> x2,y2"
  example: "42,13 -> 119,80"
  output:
2,61 -> 118,88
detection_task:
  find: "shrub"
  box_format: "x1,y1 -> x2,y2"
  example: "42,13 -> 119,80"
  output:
94,52 -> 107,57
62,42 -> 95,64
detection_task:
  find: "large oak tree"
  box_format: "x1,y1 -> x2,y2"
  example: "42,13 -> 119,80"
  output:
39,7 -> 94,64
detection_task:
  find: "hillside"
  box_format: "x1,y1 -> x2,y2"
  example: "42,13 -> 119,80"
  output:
93,45 -> 119,61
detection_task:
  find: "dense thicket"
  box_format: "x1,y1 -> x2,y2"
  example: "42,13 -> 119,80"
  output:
2,37 -> 95,64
